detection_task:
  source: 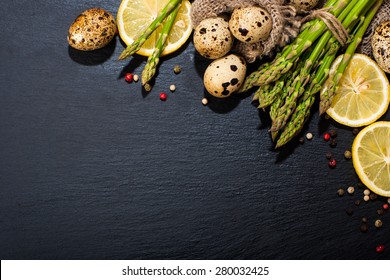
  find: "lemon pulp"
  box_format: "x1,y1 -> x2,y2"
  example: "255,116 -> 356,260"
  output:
117,0 -> 192,57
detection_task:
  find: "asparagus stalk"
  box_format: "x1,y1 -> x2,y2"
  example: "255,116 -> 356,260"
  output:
239,0 -> 347,92
269,0 -> 364,133
142,5 -> 180,87
255,83 -> 273,108
275,0 -> 379,148
275,49 -> 339,148
319,0 -> 383,114
118,0 -> 182,60
259,79 -> 285,109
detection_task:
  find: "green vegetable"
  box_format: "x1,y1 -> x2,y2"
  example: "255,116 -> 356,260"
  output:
142,5 -> 181,87
319,0 -> 383,114
239,0 -> 383,148
118,0 -> 182,60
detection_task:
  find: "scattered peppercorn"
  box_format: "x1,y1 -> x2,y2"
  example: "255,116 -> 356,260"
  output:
346,208 -> 354,216
133,74 -> 139,82
360,223 -> 368,233
352,128 -> 359,135
337,188 -> 345,197
370,193 -> 377,200
363,189 -> 370,196
324,114 -> 330,120
323,133 -> 331,141
357,182 -> 364,189
329,138 -> 337,148
125,73 -> 133,83
374,219 -> 383,228
383,204 -> 389,210
376,244 -> 385,253
329,129 -> 338,138
144,83 -> 152,92
326,151 -> 333,160
347,186 -> 355,195
298,137 -> 305,144
159,92 -> 167,101
173,65 -> 182,74
169,84 -> 176,92
328,159 -> 337,168
354,200 -> 361,206
362,217 -> 368,223
377,209 -> 385,216
344,150 -> 352,159
306,132 -> 313,140
201,98 -> 208,106
388,198 -> 390,204
363,195 -> 370,202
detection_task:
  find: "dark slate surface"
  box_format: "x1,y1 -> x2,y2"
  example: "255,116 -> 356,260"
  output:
0,0 -> 389,260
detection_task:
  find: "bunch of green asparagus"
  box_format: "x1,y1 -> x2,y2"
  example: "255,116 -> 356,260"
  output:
239,0 -> 383,148
118,0 -> 183,90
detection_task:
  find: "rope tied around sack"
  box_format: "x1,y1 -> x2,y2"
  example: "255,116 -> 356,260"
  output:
302,7 -> 349,46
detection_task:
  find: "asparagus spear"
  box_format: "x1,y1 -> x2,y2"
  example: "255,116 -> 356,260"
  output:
270,28 -> 338,132
239,0 -> 347,92
275,0 -> 380,147
319,0 -> 383,115
275,48 -> 339,148
118,0 -> 182,60
142,5 -> 180,87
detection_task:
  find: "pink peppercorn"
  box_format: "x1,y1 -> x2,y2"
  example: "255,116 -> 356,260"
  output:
125,73 -> 133,83
383,204 -> 389,210
376,244 -> 385,253
328,159 -> 337,168
159,92 -> 167,101
323,133 -> 331,141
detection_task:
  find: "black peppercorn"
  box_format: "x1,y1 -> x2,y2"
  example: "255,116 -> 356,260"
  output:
362,217 -> 368,223
355,200 -> 361,206
337,188 -> 345,197
329,139 -> 337,148
377,209 -> 385,216
326,151 -> 333,160
299,137 -> 305,144
360,223 -> 368,233
352,128 -> 359,135
346,208 -> 354,216
329,129 -> 337,138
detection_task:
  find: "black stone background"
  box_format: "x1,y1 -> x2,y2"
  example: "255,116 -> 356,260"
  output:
0,0 -> 389,259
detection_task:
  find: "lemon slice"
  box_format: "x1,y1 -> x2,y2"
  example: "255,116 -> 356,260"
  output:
117,0 -> 192,57
324,54 -> 390,127
352,121 -> 390,197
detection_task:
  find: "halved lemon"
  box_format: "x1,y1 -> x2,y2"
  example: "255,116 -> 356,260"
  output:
324,54 -> 390,127
116,0 -> 192,57
352,121 -> 390,197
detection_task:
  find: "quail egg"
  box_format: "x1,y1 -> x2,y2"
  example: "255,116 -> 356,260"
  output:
203,54 -> 247,98
229,7 -> 272,44
287,0 -> 319,10
68,8 -> 117,51
193,17 -> 234,59
372,21 -> 390,73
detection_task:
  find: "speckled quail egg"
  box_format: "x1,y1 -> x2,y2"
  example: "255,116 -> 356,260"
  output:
372,21 -> 390,74
229,7 -> 272,44
203,54 -> 247,98
67,8 -> 117,51
193,17 -> 234,59
287,0 -> 319,10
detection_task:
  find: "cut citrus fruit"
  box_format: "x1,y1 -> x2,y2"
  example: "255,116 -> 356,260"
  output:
352,121 -> 390,197
324,53 -> 390,127
117,0 -> 192,57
